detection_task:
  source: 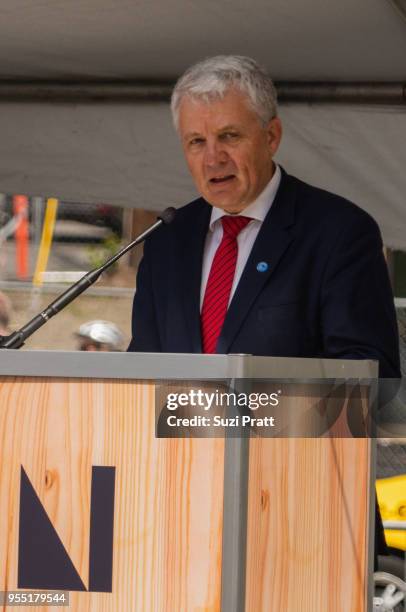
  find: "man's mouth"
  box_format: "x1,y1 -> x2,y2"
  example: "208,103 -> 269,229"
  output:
209,175 -> 235,184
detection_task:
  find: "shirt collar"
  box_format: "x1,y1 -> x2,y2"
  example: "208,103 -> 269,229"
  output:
208,164 -> 281,231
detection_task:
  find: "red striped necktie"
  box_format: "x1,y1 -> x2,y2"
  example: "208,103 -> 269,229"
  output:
201,215 -> 251,354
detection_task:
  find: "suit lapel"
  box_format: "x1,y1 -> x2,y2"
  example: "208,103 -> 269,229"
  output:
174,199 -> 211,352
216,170 -> 297,354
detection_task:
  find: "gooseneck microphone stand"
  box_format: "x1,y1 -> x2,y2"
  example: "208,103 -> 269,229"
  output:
0,207 -> 176,350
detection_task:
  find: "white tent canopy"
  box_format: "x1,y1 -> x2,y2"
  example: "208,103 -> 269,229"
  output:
0,0 -> 405,248
0,0 -> 405,80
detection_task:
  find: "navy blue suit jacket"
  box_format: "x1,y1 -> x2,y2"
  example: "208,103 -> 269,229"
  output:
128,169 -> 400,378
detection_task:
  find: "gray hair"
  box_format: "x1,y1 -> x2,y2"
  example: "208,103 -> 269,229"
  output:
171,55 -> 278,132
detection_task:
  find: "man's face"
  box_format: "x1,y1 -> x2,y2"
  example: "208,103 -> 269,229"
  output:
178,88 -> 282,213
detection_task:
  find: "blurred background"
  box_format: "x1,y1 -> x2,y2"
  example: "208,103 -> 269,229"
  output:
0,195 -> 157,350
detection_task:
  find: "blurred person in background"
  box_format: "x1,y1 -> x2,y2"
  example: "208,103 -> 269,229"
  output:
0,291 -> 12,336
75,320 -> 124,351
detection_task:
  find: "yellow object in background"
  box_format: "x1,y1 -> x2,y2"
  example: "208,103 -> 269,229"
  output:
33,198 -> 58,286
376,474 -> 406,551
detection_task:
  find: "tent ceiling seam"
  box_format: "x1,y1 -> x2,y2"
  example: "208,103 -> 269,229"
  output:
0,82 -> 404,104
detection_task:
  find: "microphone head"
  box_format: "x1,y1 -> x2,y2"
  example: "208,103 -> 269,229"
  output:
158,207 -> 176,225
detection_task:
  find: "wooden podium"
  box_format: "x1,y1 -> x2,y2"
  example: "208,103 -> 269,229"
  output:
0,351 -> 377,611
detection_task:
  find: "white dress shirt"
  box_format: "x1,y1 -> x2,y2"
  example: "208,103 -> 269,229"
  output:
200,165 -> 282,310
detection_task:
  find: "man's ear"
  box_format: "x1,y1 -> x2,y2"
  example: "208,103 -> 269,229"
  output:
266,117 -> 282,155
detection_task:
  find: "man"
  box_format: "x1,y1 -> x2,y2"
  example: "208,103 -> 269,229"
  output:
0,291 -> 12,336
128,55 -> 400,562
128,55 -> 399,379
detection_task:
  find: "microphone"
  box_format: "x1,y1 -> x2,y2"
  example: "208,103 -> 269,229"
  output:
157,207 -> 176,225
0,207 -> 176,349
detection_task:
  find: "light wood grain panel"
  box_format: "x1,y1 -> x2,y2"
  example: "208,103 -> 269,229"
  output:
0,377 -> 224,612
245,433 -> 371,612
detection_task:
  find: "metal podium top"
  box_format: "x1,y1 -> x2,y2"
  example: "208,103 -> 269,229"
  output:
0,350 -> 378,379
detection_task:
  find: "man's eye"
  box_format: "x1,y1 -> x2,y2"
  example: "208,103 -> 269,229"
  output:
221,132 -> 239,140
190,138 -> 204,146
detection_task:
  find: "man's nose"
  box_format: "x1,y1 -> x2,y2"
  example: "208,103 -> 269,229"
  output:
203,141 -> 228,166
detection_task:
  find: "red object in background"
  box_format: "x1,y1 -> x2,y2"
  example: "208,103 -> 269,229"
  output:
13,195 -> 29,279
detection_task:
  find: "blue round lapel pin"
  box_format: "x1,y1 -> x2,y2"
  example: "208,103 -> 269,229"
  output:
256,261 -> 269,273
